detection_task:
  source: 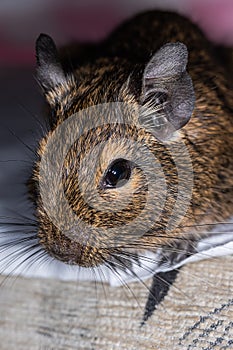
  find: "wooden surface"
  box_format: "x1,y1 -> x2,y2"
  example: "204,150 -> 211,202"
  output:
0,256 -> 233,350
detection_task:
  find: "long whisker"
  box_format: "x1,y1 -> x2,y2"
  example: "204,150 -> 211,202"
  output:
142,269 -> 179,325
0,221 -> 37,228
0,243 -> 44,288
110,255 -> 169,315
0,213 -> 37,226
105,259 -> 145,313
116,248 -> 233,296
0,249 -> 47,290
177,221 -> 233,229
95,260 -> 109,303
17,102 -> 48,137
0,160 -> 33,164
112,252 -> 215,321
3,124 -> 37,158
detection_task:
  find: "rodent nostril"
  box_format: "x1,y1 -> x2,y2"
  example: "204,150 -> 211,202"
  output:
102,158 -> 132,189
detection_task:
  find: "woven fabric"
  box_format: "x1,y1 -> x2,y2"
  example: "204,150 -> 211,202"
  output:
0,255 -> 232,349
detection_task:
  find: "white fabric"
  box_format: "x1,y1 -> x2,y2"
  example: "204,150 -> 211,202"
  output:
1,218 -> 232,286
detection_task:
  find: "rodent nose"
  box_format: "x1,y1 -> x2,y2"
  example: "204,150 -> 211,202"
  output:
37,213 -> 110,267
40,234 -> 109,268
70,244 -> 108,268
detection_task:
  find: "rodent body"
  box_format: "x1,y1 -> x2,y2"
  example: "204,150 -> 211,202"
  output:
31,11 -> 233,270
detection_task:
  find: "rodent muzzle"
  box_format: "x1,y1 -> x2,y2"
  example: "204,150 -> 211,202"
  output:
38,224 -> 110,268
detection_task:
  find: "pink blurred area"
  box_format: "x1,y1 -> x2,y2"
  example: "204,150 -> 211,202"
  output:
0,0 -> 232,67
187,0 -> 233,45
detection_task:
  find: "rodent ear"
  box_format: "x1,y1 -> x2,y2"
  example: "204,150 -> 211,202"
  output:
36,33 -> 66,91
140,42 -> 195,139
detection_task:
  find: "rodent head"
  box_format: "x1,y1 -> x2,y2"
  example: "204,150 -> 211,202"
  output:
32,34 -> 195,268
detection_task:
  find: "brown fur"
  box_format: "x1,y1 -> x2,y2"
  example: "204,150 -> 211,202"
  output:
31,11 -> 233,267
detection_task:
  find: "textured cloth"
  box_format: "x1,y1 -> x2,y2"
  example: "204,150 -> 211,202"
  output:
0,255 -> 233,349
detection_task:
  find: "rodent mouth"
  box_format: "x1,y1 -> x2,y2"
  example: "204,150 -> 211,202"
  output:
39,232 -> 109,268
59,245 -> 109,268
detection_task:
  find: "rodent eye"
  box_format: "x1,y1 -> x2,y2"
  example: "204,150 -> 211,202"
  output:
102,158 -> 132,189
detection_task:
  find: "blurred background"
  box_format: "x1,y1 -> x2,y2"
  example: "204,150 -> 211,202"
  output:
0,0 -> 233,66
0,0 -> 232,217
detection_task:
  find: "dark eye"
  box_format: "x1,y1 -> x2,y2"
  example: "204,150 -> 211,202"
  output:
102,158 -> 132,189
